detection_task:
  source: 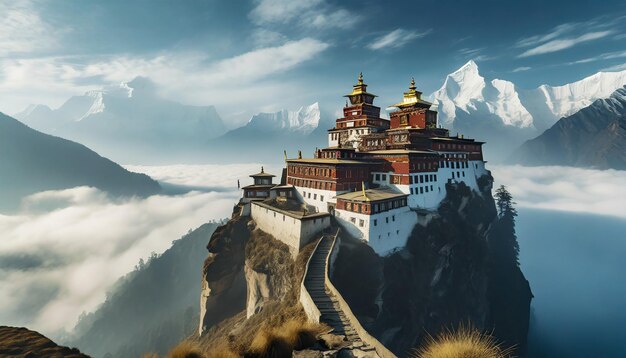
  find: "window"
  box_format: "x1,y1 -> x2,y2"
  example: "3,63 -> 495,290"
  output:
425,186 -> 429,193
392,215 -> 396,222
320,195 -> 324,202
430,185 -> 433,191
308,193 -> 311,198
283,215 -> 285,221
386,217 -> 389,223
396,230 -> 400,235
350,217 -> 356,223
420,175 -> 424,183
420,187 -> 424,194
359,219 -> 364,227
373,219 -> 378,226
382,174 -> 387,181
313,194 -> 317,200
375,174 -> 380,181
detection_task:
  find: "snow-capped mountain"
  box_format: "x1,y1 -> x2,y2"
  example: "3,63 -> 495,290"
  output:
512,85 -> 626,170
242,103 -> 321,135
431,60 -> 626,161
15,77 -> 226,164
211,103 -> 329,163
432,60 -> 626,131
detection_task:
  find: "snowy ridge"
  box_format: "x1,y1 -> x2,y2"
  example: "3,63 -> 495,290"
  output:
431,60 -> 626,130
246,102 -> 321,135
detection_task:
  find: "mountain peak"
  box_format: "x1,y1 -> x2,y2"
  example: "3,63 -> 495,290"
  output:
456,60 -> 479,74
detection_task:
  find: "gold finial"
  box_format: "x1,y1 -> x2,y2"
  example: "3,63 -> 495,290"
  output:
358,72 -> 363,84
409,77 -> 416,91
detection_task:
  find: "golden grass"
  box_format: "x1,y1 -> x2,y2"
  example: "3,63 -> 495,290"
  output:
413,324 -> 514,358
247,318 -> 328,357
167,341 -> 207,358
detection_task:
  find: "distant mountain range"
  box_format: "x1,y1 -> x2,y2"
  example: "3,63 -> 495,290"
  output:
431,61 -> 626,161
0,112 -> 160,212
211,102 -> 331,162
15,77 -> 226,164
511,86 -> 626,170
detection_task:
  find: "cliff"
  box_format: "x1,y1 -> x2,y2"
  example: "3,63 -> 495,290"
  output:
331,176 -> 532,355
194,178 -> 531,356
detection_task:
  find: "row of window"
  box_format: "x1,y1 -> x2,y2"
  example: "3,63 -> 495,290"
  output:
435,143 -> 480,151
289,166 -> 333,177
410,185 -> 436,195
410,173 -> 437,184
340,213 -> 397,227
291,178 -> 334,191
302,190 -> 325,202
245,190 -> 269,198
440,161 -> 468,169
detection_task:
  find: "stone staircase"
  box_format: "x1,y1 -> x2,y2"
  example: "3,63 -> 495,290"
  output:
303,235 -> 379,356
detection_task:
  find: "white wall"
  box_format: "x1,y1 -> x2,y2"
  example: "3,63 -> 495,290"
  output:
251,203 -> 330,255
335,206 -> 417,256
293,186 -> 343,213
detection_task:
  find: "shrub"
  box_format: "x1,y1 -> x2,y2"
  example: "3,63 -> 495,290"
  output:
413,324 -> 513,358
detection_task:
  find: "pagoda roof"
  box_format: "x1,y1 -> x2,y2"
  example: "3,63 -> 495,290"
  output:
344,72 -> 377,98
391,78 -> 433,109
336,187 -> 407,203
250,166 -> 275,177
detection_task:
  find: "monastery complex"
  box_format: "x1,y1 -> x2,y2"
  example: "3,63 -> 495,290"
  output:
239,74 -> 488,255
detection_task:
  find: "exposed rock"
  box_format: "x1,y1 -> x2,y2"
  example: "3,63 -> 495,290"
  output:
331,174 -> 532,355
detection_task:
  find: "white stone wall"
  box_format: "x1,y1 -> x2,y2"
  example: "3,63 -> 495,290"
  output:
293,186 -> 343,213
251,202 -> 330,255
335,206 -> 417,256
328,132 -> 339,147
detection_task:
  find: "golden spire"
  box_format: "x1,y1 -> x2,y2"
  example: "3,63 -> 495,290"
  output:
358,72 -> 364,85
261,166 -> 264,173
361,181 -> 370,202
391,76 -> 431,109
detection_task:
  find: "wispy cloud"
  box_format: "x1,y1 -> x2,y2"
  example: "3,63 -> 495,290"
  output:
249,0 -> 359,30
512,66 -> 531,73
457,47 -> 496,62
492,165 -> 626,219
368,28 -> 432,51
600,62 -> 626,72
0,1 -> 66,55
566,50 -> 626,65
515,14 -> 625,58
0,38 -> 329,117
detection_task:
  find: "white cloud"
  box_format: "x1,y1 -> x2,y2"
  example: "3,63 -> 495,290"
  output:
512,66 -> 531,72
0,163 -> 293,336
0,38 -> 329,119
0,187 -> 238,335
518,31 -> 613,58
368,28 -> 432,51
567,50 -> 626,66
515,23 -> 577,48
491,165 -> 626,219
0,2 -> 65,55
601,63 -> 626,72
249,0 -> 358,30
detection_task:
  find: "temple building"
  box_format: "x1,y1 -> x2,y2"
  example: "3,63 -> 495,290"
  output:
239,74 -> 488,256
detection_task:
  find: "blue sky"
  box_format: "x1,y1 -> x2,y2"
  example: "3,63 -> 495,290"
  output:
1,0 -> 625,126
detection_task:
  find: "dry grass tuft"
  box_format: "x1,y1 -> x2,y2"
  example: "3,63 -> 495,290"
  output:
413,324 -> 514,358
205,344 -> 239,358
167,341 -> 207,358
247,318 -> 327,357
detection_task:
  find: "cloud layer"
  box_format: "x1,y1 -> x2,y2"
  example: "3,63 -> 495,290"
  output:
491,165 -> 626,219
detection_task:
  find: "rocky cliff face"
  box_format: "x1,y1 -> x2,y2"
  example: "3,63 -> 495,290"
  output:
331,175 -> 532,355
198,179 -> 531,355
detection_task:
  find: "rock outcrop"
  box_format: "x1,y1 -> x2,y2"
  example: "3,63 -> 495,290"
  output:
331,175 -> 532,355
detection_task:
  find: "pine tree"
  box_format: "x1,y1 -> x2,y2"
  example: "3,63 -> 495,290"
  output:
493,185 -> 520,267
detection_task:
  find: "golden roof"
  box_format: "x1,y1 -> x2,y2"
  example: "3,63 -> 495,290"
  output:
392,78 -> 432,108
345,72 -> 377,98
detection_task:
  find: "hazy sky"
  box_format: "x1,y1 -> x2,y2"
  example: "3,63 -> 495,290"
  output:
1,0 -> 625,125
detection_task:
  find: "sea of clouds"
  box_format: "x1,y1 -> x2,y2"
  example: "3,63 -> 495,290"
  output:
0,163 -> 624,338
0,163 -> 281,337
491,165 -> 626,219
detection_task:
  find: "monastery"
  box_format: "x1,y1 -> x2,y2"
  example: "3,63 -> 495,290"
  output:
239,74 -> 488,255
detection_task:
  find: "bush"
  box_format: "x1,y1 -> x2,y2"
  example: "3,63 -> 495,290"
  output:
413,324 -> 513,358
